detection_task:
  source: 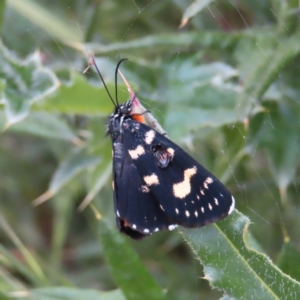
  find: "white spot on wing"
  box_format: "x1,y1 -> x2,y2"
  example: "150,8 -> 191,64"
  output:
141,185 -> 150,193
128,145 -> 145,160
201,207 -> 204,213
214,198 -> 219,206
228,196 -> 235,214
144,228 -> 150,233
116,210 -> 120,217
168,224 -> 177,231
194,211 -> 198,217
144,130 -> 156,144
208,203 -> 213,210
167,147 -> 175,157
155,228 -> 159,232
132,224 -> 137,229
160,204 -> 165,211
175,208 -> 179,214
144,174 -> 159,186
203,177 -> 213,189
207,177 -> 213,184
173,167 -> 197,199
185,210 -> 190,218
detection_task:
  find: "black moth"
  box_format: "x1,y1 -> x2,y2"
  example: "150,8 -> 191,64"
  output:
93,58 -> 235,240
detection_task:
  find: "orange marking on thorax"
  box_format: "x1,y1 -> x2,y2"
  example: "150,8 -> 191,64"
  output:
132,114 -> 145,123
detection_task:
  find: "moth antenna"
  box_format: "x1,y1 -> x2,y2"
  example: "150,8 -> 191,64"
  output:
115,58 -> 128,107
90,55 -> 117,108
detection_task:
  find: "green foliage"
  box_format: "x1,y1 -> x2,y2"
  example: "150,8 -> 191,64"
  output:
28,287 -> 126,300
98,220 -> 167,300
182,211 -> 300,299
0,41 -> 59,125
277,240 -> 300,283
1,0 -> 300,299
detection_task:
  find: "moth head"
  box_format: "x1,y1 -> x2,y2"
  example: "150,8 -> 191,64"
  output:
106,100 -> 133,139
118,100 -> 132,116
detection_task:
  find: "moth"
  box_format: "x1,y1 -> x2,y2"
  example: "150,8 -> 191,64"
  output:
94,58 -> 235,240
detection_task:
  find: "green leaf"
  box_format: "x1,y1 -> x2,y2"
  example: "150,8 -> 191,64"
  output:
179,0 -> 216,28
7,0 -> 81,43
51,190 -> 78,270
0,292 -> 11,300
78,117 -> 113,210
98,219 -> 168,300
49,148 -> 101,193
35,71 -> 128,115
236,33 -> 300,118
0,111 -> 80,143
277,240 -> 300,282
276,0 -> 299,34
82,31 -> 244,56
219,124 -> 246,184
28,287 -> 125,300
0,244 -> 42,287
248,100 -> 300,195
163,60 -> 250,138
33,148 -> 101,206
79,162 -> 111,211
0,0 -> 6,35
0,41 -> 59,125
0,213 -> 48,285
166,105 -> 239,139
0,264 -> 27,293
181,210 -> 300,299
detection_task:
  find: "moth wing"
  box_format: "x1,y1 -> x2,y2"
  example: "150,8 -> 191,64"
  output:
112,134 -> 175,239
122,121 -> 235,228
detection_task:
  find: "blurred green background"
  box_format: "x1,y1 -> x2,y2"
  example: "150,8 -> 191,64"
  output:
1,0 -> 300,299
